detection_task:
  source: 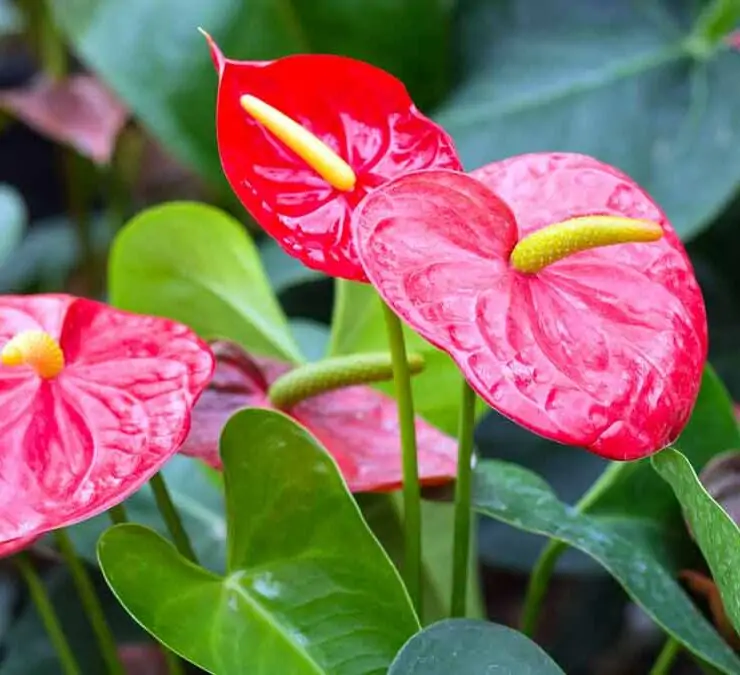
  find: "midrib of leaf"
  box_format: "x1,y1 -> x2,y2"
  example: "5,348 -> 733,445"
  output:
222,571 -> 326,675
436,43 -> 688,130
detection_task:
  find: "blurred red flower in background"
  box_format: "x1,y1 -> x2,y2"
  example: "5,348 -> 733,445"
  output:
180,341 -> 457,492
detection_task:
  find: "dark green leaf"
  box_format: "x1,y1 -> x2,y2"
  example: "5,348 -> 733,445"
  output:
473,460 -> 740,674
99,409 -> 419,674
52,0 -> 451,185
389,619 -> 565,674
440,0 -> 740,239
652,447 -> 740,633
109,202 -> 302,362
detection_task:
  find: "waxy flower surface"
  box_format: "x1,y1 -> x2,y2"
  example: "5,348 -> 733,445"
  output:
207,36 -> 461,281
180,341 -> 457,492
0,295 -> 214,542
353,153 -> 708,460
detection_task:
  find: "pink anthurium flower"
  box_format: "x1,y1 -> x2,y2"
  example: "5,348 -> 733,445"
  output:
206,33 -> 461,281
0,75 -> 128,165
180,341 -> 457,492
352,153 -> 708,460
0,295 -> 214,543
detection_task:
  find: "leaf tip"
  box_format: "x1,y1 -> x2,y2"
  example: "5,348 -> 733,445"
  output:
198,27 -> 225,74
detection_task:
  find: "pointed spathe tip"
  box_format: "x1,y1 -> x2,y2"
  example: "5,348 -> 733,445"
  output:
197,27 -> 225,74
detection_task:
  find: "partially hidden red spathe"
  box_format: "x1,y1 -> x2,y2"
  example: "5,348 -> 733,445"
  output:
209,38 -> 461,281
0,295 -> 214,542
180,341 -> 457,492
352,153 -> 708,460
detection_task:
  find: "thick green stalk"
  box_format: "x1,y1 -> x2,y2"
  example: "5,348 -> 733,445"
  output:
450,379 -> 477,617
520,461 -> 627,635
381,301 -> 422,615
149,472 -> 198,563
53,529 -> 125,675
15,553 -> 81,675
107,504 -> 129,525
649,637 -> 681,675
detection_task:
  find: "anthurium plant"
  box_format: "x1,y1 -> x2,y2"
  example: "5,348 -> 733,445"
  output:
1,2 -> 740,674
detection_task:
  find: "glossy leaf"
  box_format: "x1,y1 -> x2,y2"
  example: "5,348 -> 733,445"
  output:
0,75 -> 127,165
100,409 -> 419,674
0,295 -> 213,543
109,202 -> 302,362
652,447 -> 740,633
51,0 -> 452,185
389,619 -> 565,674
211,38 -> 461,281
436,0 -> 740,239
354,161 -> 707,459
473,460 -> 740,674
180,340 -> 457,492
329,279 -> 484,435
65,456 -> 226,573
0,184 -> 26,267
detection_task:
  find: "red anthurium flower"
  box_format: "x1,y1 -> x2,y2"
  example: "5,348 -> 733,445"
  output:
180,341 -> 457,492
0,295 -> 214,542
352,153 -> 708,460
206,33 -> 462,281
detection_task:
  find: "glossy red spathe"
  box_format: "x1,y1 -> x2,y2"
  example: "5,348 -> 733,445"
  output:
353,153 -> 708,460
180,341 -> 457,492
0,295 -> 214,542
209,37 -> 462,281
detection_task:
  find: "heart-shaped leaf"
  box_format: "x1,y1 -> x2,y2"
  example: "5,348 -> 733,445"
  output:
99,408 -> 419,674
437,0 -> 740,240
109,202 -> 302,362
51,0 -> 451,185
652,447 -> 740,634
473,460 -> 740,674
388,619 -> 565,674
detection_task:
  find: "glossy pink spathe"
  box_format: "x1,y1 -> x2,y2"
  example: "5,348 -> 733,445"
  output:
209,38 -> 462,281
0,295 -> 214,542
180,341 -> 457,492
353,153 -> 708,460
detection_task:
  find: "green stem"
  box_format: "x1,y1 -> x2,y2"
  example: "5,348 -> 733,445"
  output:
15,553 -> 82,675
53,529 -> 125,675
450,379 -> 477,618
520,461 -> 627,635
269,351 -> 425,409
150,472 -> 198,563
107,504 -> 129,525
649,637 -> 681,675
381,301 -> 422,616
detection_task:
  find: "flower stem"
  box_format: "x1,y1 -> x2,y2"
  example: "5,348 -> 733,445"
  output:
53,529 -> 125,675
649,637 -> 681,675
381,301 -> 422,616
149,472 -> 198,563
520,461 -> 627,635
15,553 -> 81,675
450,379 -> 477,618
107,504 -> 129,525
